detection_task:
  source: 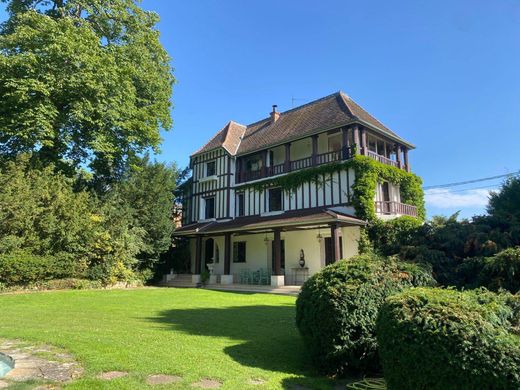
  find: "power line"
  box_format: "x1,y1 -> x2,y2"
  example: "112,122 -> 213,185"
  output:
423,170 -> 520,190
425,183 -> 501,194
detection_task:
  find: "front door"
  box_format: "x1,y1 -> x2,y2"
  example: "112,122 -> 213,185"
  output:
204,238 -> 214,269
324,237 -> 343,265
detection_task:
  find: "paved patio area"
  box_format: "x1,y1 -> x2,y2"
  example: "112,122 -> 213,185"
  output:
204,283 -> 301,296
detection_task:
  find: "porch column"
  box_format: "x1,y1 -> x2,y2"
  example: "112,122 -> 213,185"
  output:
284,143 -> 291,172
330,223 -> 342,262
342,127 -> 350,159
312,134 -> 319,166
395,144 -> 402,169
221,232 -> 233,284
353,125 -> 360,154
193,235 -> 202,283
271,228 -> 285,286
360,127 -> 367,155
403,147 -> 410,172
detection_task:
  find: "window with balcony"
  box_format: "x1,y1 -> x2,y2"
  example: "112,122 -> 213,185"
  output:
268,187 -> 282,212
328,133 -> 342,152
206,161 -> 216,176
204,196 -> 215,219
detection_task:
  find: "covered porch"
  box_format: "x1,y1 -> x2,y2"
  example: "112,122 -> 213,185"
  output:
174,208 -> 366,287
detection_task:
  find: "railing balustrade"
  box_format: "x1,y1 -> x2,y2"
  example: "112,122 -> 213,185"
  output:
374,201 -> 417,217
236,144 -> 408,184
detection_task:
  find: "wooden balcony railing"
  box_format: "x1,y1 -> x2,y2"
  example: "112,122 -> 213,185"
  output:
367,151 -> 401,168
375,201 -> 417,217
236,145 -> 355,184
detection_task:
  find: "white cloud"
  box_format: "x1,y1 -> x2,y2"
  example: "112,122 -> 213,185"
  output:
424,188 -> 497,209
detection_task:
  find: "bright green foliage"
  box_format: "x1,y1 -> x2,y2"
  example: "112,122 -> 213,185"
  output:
0,154 -> 95,257
0,0 -> 174,179
488,176 -> 520,224
112,154 -> 178,270
0,251 -> 85,286
295,255 -> 435,376
237,155 -> 425,222
0,154 -> 177,286
368,216 -> 422,254
377,288 -> 520,390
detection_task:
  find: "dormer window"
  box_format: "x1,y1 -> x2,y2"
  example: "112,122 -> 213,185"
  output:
206,161 -> 216,177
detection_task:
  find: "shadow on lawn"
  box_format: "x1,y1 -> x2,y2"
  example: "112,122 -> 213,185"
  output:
147,296 -> 316,377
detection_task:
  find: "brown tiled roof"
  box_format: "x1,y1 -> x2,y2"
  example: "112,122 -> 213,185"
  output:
173,207 -> 366,236
192,91 -> 413,157
192,120 -> 246,156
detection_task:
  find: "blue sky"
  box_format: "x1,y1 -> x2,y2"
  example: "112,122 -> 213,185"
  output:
2,1 -> 519,219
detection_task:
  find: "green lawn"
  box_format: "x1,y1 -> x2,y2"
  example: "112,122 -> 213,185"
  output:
0,288 -> 344,389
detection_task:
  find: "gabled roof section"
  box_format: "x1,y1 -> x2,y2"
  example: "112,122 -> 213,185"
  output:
192,91 -> 413,158
192,120 -> 246,156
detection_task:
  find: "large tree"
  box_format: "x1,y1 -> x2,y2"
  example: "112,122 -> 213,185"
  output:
0,0 -> 174,179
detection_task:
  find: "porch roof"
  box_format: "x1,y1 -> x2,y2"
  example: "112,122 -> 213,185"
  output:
174,207 -> 366,237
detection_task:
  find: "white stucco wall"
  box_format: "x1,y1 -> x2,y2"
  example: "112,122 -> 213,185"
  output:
189,226 -> 362,284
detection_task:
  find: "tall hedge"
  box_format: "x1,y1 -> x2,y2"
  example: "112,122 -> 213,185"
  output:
377,288 -> 520,390
295,255 -> 435,376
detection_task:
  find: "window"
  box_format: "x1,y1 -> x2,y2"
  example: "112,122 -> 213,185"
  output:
233,241 -> 246,263
268,187 -> 282,212
206,161 -> 216,176
237,193 -> 245,217
204,197 -> 215,219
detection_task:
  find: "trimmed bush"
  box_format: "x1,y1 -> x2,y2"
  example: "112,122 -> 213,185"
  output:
377,288 -> 520,390
295,255 -> 435,376
0,251 -> 85,286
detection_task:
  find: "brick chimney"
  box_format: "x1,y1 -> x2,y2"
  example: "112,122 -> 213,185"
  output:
270,104 -> 280,122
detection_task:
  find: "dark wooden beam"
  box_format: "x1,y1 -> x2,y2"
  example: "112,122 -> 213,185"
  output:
342,127 -> 350,159
224,232 -> 231,275
312,134 -> 319,165
273,229 -> 282,275
194,236 -> 202,274
284,143 -> 291,172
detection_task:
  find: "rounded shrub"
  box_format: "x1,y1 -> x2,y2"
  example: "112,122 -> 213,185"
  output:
295,254 -> 435,376
377,287 -> 520,390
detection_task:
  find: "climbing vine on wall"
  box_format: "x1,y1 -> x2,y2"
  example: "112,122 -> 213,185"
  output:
235,155 -> 425,221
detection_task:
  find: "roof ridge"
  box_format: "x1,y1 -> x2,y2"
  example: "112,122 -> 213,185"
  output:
245,91 -> 345,128
342,94 -> 394,134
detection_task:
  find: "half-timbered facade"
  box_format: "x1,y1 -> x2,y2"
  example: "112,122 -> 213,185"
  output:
174,91 -> 419,287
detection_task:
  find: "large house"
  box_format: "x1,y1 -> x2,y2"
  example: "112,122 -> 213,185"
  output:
174,91 -> 421,287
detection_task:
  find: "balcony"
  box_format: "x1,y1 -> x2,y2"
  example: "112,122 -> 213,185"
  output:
236,150 -> 346,184
374,201 -> 417,218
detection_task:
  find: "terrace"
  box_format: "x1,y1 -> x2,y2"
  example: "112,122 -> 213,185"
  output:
236,125 -> 411,184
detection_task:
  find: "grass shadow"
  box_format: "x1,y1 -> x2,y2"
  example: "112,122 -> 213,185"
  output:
147,301 -> 316,377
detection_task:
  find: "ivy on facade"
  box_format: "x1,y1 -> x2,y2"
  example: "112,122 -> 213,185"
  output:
235,155 -> 425,221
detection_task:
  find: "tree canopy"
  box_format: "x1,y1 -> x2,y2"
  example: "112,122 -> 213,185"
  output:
0,0 -> 174,179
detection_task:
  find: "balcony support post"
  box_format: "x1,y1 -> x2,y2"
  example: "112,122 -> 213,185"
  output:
395,144 -> 402,169
353,125 -> 360,154
360,127 -> 367,155
284,143 -> 291,172
312,134 -> 319,166
342,127 -> 350,159
194,235 -> 202,274
403,147 -> 410,172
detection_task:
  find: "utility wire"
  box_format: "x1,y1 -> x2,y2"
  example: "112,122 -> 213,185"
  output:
423,170 -> 520,190
425,183 -> 502,194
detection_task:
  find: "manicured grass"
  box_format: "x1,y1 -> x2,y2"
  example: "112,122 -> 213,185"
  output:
0,288 -> 342,389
